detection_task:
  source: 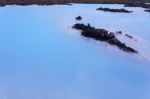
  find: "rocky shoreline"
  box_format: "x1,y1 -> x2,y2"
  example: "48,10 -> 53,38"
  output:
0,0 -> 149,7
0,2 -> 72,7
96,7 -> 132,13
73,23 -> 138,54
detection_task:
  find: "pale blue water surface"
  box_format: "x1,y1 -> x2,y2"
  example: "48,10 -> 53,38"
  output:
0,4 -> 150,99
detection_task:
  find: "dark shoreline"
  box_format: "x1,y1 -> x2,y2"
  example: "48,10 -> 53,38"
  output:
0,0 -> 149,8
0,3 -> 73,7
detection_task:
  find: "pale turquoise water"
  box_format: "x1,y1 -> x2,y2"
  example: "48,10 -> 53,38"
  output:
0,4 -> 150,99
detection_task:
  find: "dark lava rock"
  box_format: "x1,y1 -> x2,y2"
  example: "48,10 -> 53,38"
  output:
145,9 -> 150,12
76,16 -> 82,20
125,2 -> 150,8
0,0 -> 147,7
73,23 -> 138,54
125,34 -> 133,39
0,4 -> 5,7
0,2 -> 72,6
96,7 -> 133,13
125,2 -> 144,7
116,31 -> 122,34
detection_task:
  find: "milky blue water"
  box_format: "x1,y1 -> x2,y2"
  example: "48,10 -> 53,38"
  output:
0,4 -> 150,99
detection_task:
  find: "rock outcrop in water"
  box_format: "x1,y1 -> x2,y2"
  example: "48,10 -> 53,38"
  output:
125,34 -> 133,39
96,7 -> 133,13
124,2 -> 150,8
76,16 -> 82,20
73,23 -> 138,54
145,9 -> 150,12
116,31 -> 122,34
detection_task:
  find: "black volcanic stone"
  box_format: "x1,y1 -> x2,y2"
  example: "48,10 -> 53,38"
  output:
73,23 -> 138,54
145,9 -> 150,12
125,34 -> 133,39
96,7 -> 133,13
124,2 -> 150,8
75,16 -> 82,20
116,31 -> 122,34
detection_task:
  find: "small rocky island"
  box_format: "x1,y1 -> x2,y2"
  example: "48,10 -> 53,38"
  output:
124,2 -> 150,8
96,7 -> 133,13
75,16 -> 82,20
73,23 -> 138,54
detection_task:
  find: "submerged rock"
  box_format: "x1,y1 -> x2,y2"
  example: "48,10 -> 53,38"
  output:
125,34 -> 133,39
96,7 -> 133,13
116,31 -> 122,34
75,16 -> 82,20
73,23 -> 138,54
